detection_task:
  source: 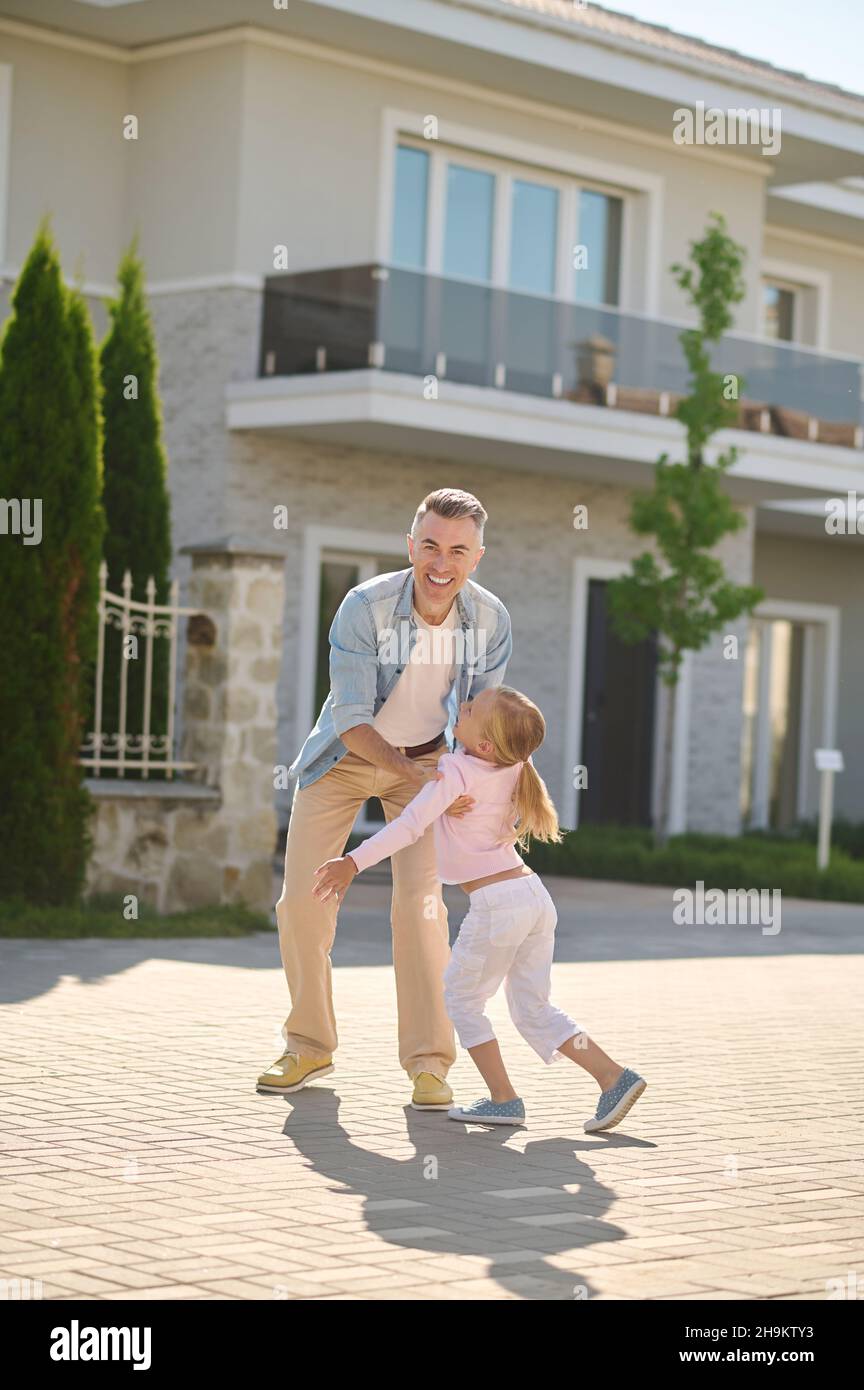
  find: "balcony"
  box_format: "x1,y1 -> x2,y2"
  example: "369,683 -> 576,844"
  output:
257,264 -> 863,444
225,264 -> 864,502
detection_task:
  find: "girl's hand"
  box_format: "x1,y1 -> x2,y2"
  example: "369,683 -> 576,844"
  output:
312,855 -> 357,903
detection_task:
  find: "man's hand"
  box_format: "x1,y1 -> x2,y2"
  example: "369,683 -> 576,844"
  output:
419,765 -> 475,818
312,855 -> 357,903
399,756 -> 428,790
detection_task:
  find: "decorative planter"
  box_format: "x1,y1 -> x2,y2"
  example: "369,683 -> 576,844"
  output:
814,419 -> 860,448
575,334 -> 616,393
738,401 -> 771,432
770,405 -> 812,440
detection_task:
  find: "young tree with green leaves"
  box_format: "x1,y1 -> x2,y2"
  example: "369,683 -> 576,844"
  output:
0,223 -> 105,904
607,213 -> 764,845
98,239 -> 172,747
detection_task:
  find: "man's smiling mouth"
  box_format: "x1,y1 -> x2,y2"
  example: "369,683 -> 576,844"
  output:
427,574 -> 453,586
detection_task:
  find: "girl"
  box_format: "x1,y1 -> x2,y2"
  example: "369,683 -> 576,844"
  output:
312,685 -> 647,1131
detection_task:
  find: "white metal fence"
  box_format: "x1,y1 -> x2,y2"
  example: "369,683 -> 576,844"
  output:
80,561 -> 201,779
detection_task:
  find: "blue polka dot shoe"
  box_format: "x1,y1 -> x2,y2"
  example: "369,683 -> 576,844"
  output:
448,1096 -> 526,1126
584,1068 -> 647,1133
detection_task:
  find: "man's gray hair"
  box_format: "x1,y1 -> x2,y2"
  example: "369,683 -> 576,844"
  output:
411,488 -> 487,543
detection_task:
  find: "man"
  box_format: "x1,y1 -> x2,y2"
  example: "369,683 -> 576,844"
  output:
257,488 -> 512,1109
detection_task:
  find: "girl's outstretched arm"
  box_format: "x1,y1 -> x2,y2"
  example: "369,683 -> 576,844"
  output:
312,755 -> 466,901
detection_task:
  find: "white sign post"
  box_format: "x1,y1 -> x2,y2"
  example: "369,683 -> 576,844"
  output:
814,749 -> 844,870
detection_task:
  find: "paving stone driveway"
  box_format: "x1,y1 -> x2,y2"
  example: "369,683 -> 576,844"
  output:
1,878 -> 862,1301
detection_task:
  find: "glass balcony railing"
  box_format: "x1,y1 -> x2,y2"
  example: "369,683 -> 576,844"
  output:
259,264 -> 864,442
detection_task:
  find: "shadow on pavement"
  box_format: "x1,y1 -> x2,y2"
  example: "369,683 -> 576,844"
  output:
276,1085 -> 653,1300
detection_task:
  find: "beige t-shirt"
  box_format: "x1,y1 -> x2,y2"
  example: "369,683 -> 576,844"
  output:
372,603 -> 458,747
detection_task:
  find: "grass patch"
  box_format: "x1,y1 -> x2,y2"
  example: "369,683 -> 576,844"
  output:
525,825 -> 864,903
0,895 -> 271,938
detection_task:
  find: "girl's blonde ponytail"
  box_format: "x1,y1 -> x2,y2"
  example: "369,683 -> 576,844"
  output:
510,759 -> 562,852
482,686 -> 563,852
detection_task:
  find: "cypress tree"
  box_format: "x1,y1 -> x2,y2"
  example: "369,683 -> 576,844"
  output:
0,224 -> 105,903
98,241 -> 172,757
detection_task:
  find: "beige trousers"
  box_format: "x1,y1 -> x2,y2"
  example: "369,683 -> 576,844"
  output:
275,749 -> 456,1078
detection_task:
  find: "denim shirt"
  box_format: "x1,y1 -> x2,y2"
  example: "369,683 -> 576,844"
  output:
289,567 -> 512,790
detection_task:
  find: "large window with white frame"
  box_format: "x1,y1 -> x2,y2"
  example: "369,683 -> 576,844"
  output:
390,140 -> 624,308
740,607 -> 838,829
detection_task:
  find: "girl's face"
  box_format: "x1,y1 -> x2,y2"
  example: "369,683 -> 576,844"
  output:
453,689 -> 498,759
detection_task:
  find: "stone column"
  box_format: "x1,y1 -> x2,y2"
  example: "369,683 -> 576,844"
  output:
171,536 -> 285,911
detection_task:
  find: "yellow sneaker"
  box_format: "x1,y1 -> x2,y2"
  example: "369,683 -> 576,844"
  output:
411,1071 -> 453,1110
256,1051 -> 334,1094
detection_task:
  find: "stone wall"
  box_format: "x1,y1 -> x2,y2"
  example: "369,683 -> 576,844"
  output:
85,782 -> 223,914
84,537 -> 285,915
178,538 -> 285,909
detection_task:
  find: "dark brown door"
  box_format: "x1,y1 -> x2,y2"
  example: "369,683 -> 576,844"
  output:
580,579 -> 657,827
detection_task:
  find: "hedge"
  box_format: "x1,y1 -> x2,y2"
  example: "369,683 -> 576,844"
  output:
524,825 -> 864,903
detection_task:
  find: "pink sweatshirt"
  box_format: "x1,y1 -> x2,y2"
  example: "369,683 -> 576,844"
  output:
348,748 -> 525,885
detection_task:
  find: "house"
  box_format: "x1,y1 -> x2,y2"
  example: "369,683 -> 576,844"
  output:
1,0 -> 863,906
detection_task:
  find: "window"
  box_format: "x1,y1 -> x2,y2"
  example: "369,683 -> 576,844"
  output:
762,282 -> 796,342
391,145 -> 429,270
390,141 -> 624,305
443,163 -> 495,281
761,263 -> 829,348
509,178 -> 558,295
740,613 -> 834,830
576,190 -> 622,307
740,619 -> 805,828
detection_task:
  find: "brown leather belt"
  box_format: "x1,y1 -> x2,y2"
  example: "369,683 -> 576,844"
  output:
397,732 -> 446,759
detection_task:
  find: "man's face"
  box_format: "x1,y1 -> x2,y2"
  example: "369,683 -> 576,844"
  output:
406,512 -> 484,615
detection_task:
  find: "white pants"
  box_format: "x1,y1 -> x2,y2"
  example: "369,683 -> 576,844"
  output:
443,873 -> 580,1065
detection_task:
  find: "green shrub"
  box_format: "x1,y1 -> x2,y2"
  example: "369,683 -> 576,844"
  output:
525,825 -> 864,902
96,240 -> 173,753
746,817 -> 864,862
0,226 -> 105,904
